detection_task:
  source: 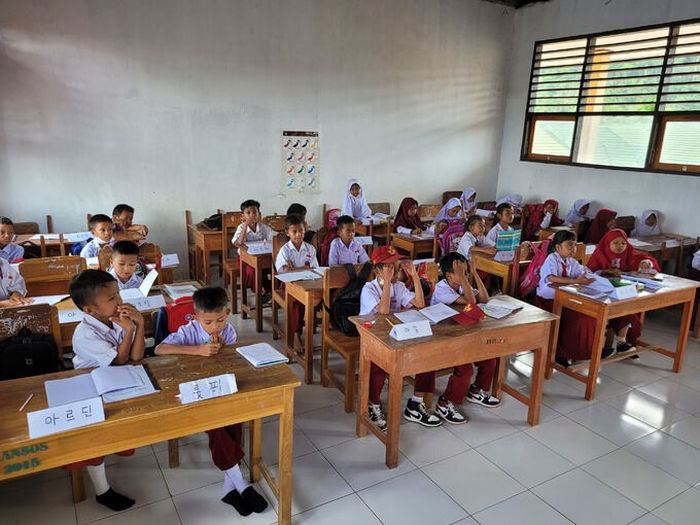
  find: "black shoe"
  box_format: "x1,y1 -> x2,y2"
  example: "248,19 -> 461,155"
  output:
241,486 -> 268,513
629,354 -> 640,359
555,356 -> 571,368
368,403 -> 387,432
403,399 -> 442,427
95,488 -> 135,511
616,342 -> 637,354
601,347 -> 617,359
435,396 -> 468,424
222,490 -> 252,516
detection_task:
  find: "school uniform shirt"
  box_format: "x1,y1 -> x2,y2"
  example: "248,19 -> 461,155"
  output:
0,258 -> 27,300
161,320 -> 237,346
565,199 -> 590,225
275,240 -> 319,272
485,223 -> 513,245
430,279 -> 479,306
536,252 -> 593,300
456,231 -> 494,260
232,222 -> 273,246
108,268 -> 144,290
72,314 -> 136,369
80,237 -> 114,259
693,249 -> 700,272
360,279 -> 415,315
327,237 -> 370,266
0,243 -> 24,262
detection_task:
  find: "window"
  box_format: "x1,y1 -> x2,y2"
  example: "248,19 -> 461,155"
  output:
522,19 -> 700,175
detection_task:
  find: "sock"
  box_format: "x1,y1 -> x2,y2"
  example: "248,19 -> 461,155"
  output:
411,395 -> 423,403
225,464 -> 251,493
222,469 -> 235,498
86,464 -> 110,496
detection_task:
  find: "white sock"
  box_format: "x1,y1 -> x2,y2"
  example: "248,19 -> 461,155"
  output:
222,469 -> 235,496
86,464 -> 110,496
225,464 -> 250,493
411,395 -> 423,403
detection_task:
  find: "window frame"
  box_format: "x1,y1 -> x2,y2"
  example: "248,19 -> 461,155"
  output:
520,17 -> 700,177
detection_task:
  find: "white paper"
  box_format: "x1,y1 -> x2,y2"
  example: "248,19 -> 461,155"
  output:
28,397 -> 105,439
355,236 -> 374,245
45,374 -> 99,407
494,250 -> 515,262
28,294 -> 69,306
475,209 -> 493,217
611,283 -> 639,300
389,320 -> 432,341
621,273 -> 663,291
101,365 -> 158,403
394,310 -> 428,324
85,256 -> 99,267
480,298 -> 523,319
412,258 -> 435,265
160,253 -> 180,267
585,244 -> 596,255
90,366 -> 140,395
361,217 -> 380,225
419,303 -> 457,324
245,241 -> 272,255
163,284 -> 198,300
139,269 -> 158,296
313,266 -> 329,276
64,232 -> 93,242
410,232 -> 434,240
275,270 -> 321,283
373,212 -> 390,219
178,373 -> 238,404
587,274 -> 616,293
58,308 -> 85,324
29,234 -> 61,240
124,294 -> 166,311
664,239 -> 680,248
237,342 -> 288,367
628,238 -> 656,249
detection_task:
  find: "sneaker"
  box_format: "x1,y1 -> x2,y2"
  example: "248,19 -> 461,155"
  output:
403,399 -> 442,427
555,356 -> 571,368
435,396 -> 467,425
616,342 -> 637,354
261,292 -> 272,304
368,403 -> 387,432
601,346 -> 617,359
467,388 -> 501,408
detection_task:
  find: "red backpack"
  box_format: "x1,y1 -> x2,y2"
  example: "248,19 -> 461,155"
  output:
517,240 -> 551,299
319,229 -> 339,266
436,220 -> 465,256
165,296 -> 196,333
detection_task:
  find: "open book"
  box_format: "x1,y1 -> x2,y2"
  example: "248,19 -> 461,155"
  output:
479,298 -> 523,319
163,283 -> 198,300
394,303 -> 457,325
119,270 -> 166,310
237,342 -> 288,367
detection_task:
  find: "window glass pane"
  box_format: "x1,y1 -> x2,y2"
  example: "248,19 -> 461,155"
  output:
659,120 -> 700,166
531,119 -> 575,157
575,116 -> 653,168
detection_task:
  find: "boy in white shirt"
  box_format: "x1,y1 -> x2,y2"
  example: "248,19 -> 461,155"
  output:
0,257 -> 31,307
108,241 -> 143,290
0,217 -> 24,262
233,199 -> 274,301
112,203 -> 148,241
328,215 -> 370,266
80,214 -> 115,259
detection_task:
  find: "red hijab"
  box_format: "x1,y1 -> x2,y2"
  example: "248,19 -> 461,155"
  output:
584,208 -> 617,244
393,197 -> 422,232
587,229 -> 660,273
523,199 -> 563,240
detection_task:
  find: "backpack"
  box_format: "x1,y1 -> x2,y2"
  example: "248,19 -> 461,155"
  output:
436,220 -> 465,256
202,213 -> 222,230
153,296 -> 196,348
319,228 -> 339,266
0,328 -> 60,380
517,240 -> 551,299
71,239 -> 91,256
326,208 -> 340,228
329,262 -> 373,336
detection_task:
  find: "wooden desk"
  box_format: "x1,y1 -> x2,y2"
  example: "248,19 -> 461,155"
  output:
390,233 -> 436,259
239,250 -> 272,333
188,224 -> 223,284
0,344 -> 300,524
351,299 -> 558,468
284,278 -> 323,384
355,222 -> 390,246
550,274 -> 700,400
630,234 -> 695,274
472,252 -> 514,295
15,234 -> 78,257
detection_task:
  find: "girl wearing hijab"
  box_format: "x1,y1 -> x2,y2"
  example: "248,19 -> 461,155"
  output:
394,198 -> 424,235
432,198 -> 463,235
631,210 -> 662,237
340,179 -> 372,219
496,194 -> 523,211
522,199 -> 564,241
565,199 -> 591,225
460,187 -> 477,216
584,208 -> 617,244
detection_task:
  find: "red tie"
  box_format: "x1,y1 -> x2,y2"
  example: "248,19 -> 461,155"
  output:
561,262 -> 568,277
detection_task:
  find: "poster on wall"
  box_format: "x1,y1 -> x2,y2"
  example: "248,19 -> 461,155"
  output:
281,130 -> 319,194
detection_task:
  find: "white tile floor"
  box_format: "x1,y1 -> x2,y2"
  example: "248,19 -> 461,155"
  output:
3,308 -> 700,524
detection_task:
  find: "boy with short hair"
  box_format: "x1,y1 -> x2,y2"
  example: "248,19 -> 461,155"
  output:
112,203 -> 148,240
108,240 -> 143,290
286,202 -> 315,243
328,215 -> 370,266
0,217 -> 24,262
68,269 -> 146,511
155,287 -> 268,516
233,199 -> 274,301
80,214 -> 115,259
0,257 -> 31,307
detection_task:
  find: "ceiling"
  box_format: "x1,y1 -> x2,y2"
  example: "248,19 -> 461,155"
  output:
482,0 -> 551,8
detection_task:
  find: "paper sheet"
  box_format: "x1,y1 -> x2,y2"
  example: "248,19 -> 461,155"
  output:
394,310 -> 427,324
58,308 -> 85,324
45,374 -> 99,407
355,236 -> 374,245
237,342 -> 288,367
27,294 -> 70,306
101,365 -> 159,403
163,284 -> 198,300
419,303 -> 457,324
178,373 -> 238,404
628,238 -> 656,249
29,234 -> 60,240
160,253 -> 180,267
275,270 -> 321,283
64,232 -> 92,242
245,241 -> 272,254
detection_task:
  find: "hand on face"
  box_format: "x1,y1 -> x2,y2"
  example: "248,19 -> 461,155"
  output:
378,264 -> 395,284
401,261 -> 418,279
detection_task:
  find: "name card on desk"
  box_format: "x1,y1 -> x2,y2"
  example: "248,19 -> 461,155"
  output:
58,308 -> 85,324
160,253 -> 180,267
126,294 -> 166,311
389,320 -> 432,341
27,397 -> 105,439
355,236 -> 374,246
178,373 -> 238,404
610,284 -> 639,301
245,241 -> 272,255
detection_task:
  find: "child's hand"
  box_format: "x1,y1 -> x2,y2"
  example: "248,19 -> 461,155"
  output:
411,227 -> 422,235
602,268 -> 622,278
453,260 -> 469,282
210,333 -> 223,346
402,261 -> 418,279
378,264 -> 395,284
435,221 -> 447,235
577,276 -> 595,285
196,343 -> 221,357
638,260 -> 656,274
117,304 -> 144,327
9,293 -> 33,306
110,312 -> 135,332
544,203 -> 555,215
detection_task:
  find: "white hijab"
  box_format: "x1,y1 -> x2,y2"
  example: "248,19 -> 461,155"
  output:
435,198 -> 463,222
565,199 -> 590,224
496,194 -> 522,209
340,178 -> 372,219
461,187 -> 477,214
631,209 -> 661,237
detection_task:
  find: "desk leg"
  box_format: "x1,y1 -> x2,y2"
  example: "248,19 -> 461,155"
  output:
249,418 -> 262,483
585,314 -> 608,400
548,300 -> 563,379
693,294 -> 700,339
503,272 -> 513,296
284,292 -> 294,357
492,356 -> 506,399
385,372 -> 402,468
71,469 -> 86,503
278,392 -> 294,525
356,348 -> 370,437
303,295 -> 314,384
195,246 -> 203,283
528,339 -> 549,426
255,264 -> 263,333
674,299 -> 693,372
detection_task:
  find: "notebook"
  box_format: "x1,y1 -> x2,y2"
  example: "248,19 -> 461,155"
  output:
479,298 -> 523,319
163,284 -> 198,300
494,229 -> 521,262
394,303 -> 456,325
237,342 -> 288,367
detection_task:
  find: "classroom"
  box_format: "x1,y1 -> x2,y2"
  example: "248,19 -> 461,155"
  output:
1,0 -> 699,524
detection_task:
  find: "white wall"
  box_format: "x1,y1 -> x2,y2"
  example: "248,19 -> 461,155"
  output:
497,0 -> 700,236
0,0 -> 513,274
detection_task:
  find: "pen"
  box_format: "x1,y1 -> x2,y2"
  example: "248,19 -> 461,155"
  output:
18,393 -> 34,412
386,318 -> 395,328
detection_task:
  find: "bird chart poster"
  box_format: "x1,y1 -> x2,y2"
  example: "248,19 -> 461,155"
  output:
282,131 -> 319,193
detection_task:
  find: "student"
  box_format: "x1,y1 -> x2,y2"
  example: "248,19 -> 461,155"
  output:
393,197 -> 424,234
496,194 -> 523,211
112,204 -> 148,240
457,215 -> 496,260
276,215 -> 318,348
523,199 -> 564,240
155,287 -> 267,516
286,202 -> 315,243
631,209 -> 662,237
80,214 -> 115,259
461,187 -> 477,216
328,215 -> 370,266
431,252 -> 499,424
360,246 -> 441,431
434,197 -> 463,224
340,178 -> 372,219
0,257 -> 31,307
233,199 -> 274,300
584,208 -> 617,244
0,217 -> 24,262
108,241 -> 143,290
565,199 -> 591,225
68,269 -> 145,511
485,202 -> 514,245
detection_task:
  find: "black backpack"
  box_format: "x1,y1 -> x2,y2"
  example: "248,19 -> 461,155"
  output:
0,328 -> 60,380
202,213 -> 222,230
329,263 -> 373,337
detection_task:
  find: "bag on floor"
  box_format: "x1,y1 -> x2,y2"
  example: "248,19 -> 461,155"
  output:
329,262 -> 373,336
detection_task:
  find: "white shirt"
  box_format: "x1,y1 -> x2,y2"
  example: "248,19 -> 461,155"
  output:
232,222 -> 273,246
72,314 -> 135,369
456,231 -> 494,260
275,240 -> 318,272
108,267 -> 144,290
80,237 -> 113,259
359,279 -> 415,315
430,279 -> 479,306
0,243 -> 24,262
540,212 -> 553,229
0,258 -> 27,300
693,249 -> 700,272
536,252 -> 593,300
328,238 -> 370,266
486,222 -> 513,245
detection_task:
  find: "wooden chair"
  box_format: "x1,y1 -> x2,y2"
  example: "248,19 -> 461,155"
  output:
368,202 -> 392,246
270,233 -> 288,340
442,191 -> 462,205
417,204 -> 441,222
221,212 -> 242,314
184,210 -> 197,280
0,303 -> 63,362
46,215 -> 54,234
37,233 -> 67,257
263,214 -> 287,232
615,215 -> 636,235
19,256 -> 86,296
12,221 -> 40,235
321,264 -> 374,412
